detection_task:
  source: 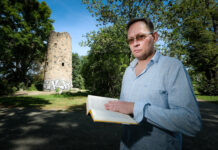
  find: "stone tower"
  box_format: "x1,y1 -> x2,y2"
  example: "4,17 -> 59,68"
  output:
43,31 -> 72,91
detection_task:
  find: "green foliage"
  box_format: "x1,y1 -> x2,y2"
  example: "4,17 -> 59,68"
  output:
0,91 -> 87,110
82,0 -> 167,51
81,24 -> 130,97
0,0 -> 54,92
0,79 -> 16,95
195,74 -> 218,96
196,95 -> 218,102
81,0 -> 172,97
73,74 -> 85,89
30,69 -> 44,91
82,0 -> 166,27
72,53 -> 85,89
34,81 -> 43,91
28,84 -> 37,91
81,0 -> 217,96
80,0 -> 175,97
55,88 -> 60,93
164,0 -> 218,95
12,87 -> 18,93
18,82 -> 26,90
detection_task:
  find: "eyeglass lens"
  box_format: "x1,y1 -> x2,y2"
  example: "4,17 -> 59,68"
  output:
128,33 -> 153,45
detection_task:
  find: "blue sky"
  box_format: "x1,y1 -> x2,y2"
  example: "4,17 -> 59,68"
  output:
40,0 -> 99,56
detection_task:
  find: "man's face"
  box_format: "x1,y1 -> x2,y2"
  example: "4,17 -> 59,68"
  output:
128,21 -> 157,60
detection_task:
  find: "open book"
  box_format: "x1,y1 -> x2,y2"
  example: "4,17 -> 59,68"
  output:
86,95 -> 137,125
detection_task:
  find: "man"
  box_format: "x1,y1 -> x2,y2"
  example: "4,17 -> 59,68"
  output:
105,18 -> 202,150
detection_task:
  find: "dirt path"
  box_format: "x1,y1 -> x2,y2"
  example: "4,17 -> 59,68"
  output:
14,91 -> 57,96
13,89 -> 83,96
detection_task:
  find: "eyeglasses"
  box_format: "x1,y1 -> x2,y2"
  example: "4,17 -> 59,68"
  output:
127,32 -> 153,45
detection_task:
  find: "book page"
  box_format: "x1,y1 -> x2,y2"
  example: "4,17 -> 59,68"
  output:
91,109 -> 137,124
87,95 -> 118,112
86,95 -> 137,124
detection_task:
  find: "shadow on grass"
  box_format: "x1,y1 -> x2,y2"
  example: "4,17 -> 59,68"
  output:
0,108 -> 121,150
66,103 -> 86,112
182,101 -> 218,150
0,99 -> 218,150
208,101 -> 218,105
0,91 -> 89,111
0,96 -> 51,109
56,91 -> 90,98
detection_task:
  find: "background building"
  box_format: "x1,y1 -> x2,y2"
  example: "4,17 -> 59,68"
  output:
43,31 -> 72,91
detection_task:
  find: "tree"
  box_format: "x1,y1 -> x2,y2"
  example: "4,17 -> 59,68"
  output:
81,24 -> 129,97
82,0 -> 166,25
81,0 -> 169,96
83,0 -> 168,54
72,53 -> 85,89
164,0 -> 218,95
82,0 -> 167,50
82,0 -> 218,95
0,0 -> 54,90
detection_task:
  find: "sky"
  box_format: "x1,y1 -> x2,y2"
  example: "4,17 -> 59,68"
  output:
40,0 -> 99,56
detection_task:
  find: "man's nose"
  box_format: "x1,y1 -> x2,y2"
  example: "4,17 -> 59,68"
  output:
133,39 -> 140,46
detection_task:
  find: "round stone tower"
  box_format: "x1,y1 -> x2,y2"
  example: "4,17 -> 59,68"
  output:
43,31 -> 72,91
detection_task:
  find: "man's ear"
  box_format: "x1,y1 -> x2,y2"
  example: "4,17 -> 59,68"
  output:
153,32 -> 158,43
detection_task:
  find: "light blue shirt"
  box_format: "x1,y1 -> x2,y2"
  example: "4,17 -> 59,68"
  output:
120,51 -> 202,150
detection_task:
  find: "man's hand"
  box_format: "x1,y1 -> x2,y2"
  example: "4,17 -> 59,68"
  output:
104,101 -> 134,115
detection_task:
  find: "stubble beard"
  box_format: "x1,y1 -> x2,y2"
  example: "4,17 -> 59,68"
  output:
134,47 -> 155,61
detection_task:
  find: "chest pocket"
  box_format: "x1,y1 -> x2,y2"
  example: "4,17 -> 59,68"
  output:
137,83 -> 169,108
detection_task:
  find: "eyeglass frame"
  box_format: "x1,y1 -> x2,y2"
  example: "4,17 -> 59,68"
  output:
127,32 -> 153,45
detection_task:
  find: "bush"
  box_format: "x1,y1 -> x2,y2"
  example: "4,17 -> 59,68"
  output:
73,74 -> 85,89
55,88 -> 60,93
196,78 -> 218,96
34,81 -> 43,91
12,86 -> 18,93
0,79 -> 16,95
28,84 -> 37,91
18,82 -> 27,91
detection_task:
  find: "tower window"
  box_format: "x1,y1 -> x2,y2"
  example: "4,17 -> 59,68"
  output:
62,63 -> 64,66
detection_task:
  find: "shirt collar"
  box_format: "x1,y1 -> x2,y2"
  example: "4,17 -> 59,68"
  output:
152,50 -> 161,63
130,51 -> 161,68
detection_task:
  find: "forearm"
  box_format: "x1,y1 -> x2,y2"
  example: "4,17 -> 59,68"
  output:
134,101 -> 202,136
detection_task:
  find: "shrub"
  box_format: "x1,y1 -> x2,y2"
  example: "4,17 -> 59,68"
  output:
55,88 -> 60,93
0,79 -> 16,95
12,86 -> 18,93
18,82 -> 27,91
34,81 -> 43,91
28,84 -> 37,91
196,78 -> 218,96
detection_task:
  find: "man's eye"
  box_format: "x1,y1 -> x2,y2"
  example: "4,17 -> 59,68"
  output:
137,35 -> 146,40
128,39 -> 134,43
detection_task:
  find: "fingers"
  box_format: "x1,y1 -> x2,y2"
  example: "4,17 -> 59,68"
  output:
104,103 -> 111,110
104,101 -> 118,112
104,101 -> 134,114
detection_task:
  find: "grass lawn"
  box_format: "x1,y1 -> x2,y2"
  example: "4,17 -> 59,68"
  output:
194,89 -> 218,102
0,91 -> 88,111
196,95 -> 218,102
0,91 -> 217,111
